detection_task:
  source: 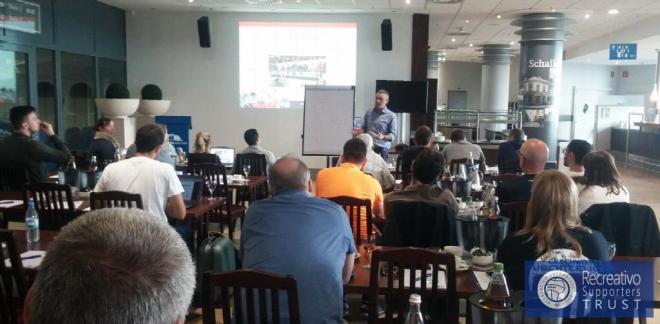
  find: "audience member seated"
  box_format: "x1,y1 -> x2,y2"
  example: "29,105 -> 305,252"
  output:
337,134 -> 395,191
241,157 -> 355,323
385,148 -> 458,216
94,124 -> 190,248
28,208 -> 195,323
0,105 -> 72,184
88,117 -> 119,163
317,138 -> 385,233
575,150 -> 629,214
442,129 -> 486,171
399,126 -> 435,183
497,171 -> 609,291
125,124 -> 178,167
193,131 -> 212,153
496,139 -> 548,203
562,139 -> 592,178
240,128 -> 277,170
497,128 -> 525,174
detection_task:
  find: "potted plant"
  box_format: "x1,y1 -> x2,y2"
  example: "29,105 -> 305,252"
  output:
95,83 -> 139,118
137,84 -> 171,116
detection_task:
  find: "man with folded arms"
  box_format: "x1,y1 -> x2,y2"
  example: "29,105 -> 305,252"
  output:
241,157 -> 355,322
496,138 -> 549,203
0,105 -> 72,185
28,208 -> 195,323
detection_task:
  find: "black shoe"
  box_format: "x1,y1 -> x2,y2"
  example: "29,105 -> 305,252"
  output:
359,302 -> 369,318
343,301 -> 350,319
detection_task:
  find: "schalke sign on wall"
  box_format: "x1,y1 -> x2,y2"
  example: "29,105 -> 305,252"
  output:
609,43 -> 637,60
0,0 -> 40,34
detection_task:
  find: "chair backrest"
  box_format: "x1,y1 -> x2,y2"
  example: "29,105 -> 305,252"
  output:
188,153 -> 221,167
492,174 -> 524,184
394,154 -> 404,181
381,201 -> 457,248
326,196 -> 372,245
450,158 -> 485,173
234,153 -> 268,177
0,162 -> 29,191
499,201 -> 528,235
24,182 -> 77,230
581,202 -> 660,257
90,191 -> 143,210
368,248 -> 458,323
0,230 -> 27,324
190,163 -> 234,213
202,269 -> 301,324
498,159 -> 521,175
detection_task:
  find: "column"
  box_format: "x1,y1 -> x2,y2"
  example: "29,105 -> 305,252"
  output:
479,44 -> 512,140
513,13 -> 567,160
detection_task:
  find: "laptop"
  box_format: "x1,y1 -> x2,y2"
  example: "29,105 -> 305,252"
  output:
209,146 -> 235,167
178,175 -> 203,208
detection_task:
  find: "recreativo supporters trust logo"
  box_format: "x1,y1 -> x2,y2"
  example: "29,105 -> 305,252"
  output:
537,270 -> 577,309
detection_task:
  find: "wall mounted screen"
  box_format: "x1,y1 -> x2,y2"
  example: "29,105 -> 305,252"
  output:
239,21 -> 357,109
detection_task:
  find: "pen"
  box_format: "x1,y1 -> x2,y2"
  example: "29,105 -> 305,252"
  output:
21,255 -> 42,261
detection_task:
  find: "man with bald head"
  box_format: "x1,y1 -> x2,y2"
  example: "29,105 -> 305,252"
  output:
496,138 -> 549,203
241,157 -> 356,323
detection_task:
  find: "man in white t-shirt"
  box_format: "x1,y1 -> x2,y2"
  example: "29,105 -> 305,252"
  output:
95,124 -> 186,222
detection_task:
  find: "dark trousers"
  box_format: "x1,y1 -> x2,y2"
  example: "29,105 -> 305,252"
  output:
373,146 -> 389,161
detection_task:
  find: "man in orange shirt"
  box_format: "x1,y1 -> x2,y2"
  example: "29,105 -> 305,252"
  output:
316,138 -> 385,240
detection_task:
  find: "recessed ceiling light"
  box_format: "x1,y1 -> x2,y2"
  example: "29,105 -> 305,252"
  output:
188,0 -> 193,2
510,41 -> 514,45
551,8 -> 556,12
587,58 -> 591,62
405,0 -> 410,4
584,13 -> 590,19
608,9 -> 619,15
451,38 -> 456,42
469,43 -> 473,47
297,0 -> 301,2
496,15 -> 502,19
465,19 -> 470,23
480,50 -> 484,54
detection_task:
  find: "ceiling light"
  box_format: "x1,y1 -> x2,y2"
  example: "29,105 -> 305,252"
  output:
469,43 -> 473,47
496,15 -> 501,19
297,0 -> 301,2
586,58 -> 591,62
480,50 -> 484,54
405,0 -> 411,4
510,41 -> 514,45
608,9 -> 619,15
188,0 -> 193,2
551,8 -> 556,12
451,38 -> 456,42
584,13 -> 590,19
465,19 -> 469,23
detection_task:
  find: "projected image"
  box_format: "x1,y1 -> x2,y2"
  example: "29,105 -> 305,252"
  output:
239,22 -> 356,109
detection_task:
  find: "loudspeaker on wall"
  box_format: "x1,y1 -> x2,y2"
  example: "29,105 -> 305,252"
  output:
197,16 -> 211,48
381,19 -> 392,51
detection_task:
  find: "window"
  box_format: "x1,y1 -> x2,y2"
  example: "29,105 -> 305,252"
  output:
98,58 -> 127,97
61,52 -> 96,150
37,48 -> 57,131
0,49 -> 29,135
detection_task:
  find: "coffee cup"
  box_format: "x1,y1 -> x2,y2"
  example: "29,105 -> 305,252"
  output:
443,245 -> 463,257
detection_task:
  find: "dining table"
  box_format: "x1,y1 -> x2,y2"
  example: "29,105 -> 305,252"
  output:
226,175 -> 268,203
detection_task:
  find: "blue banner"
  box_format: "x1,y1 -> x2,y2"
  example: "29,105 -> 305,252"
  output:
524,261 -> 654,318
609,43 -> 637,60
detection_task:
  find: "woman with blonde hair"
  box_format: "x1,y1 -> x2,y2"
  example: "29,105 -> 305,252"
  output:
576,150 -> 630,214
497,170 -> 608,290
194,131 -> 212,153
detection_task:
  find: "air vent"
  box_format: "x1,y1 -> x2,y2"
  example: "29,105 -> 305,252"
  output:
427,0 -> 463,3
245,0 -> 283,4
446,27 -> 470,36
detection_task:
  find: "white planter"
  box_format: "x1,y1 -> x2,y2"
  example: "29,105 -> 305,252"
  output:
95,98 -> 140,118
138,99 -> 171,116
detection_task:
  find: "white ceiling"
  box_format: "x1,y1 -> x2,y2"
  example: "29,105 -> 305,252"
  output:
102,0 -> 660,63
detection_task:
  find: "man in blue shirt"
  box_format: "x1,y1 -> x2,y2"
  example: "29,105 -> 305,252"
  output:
241,157 -> 356,323
497,128 -> 525,174
355,89 -> 397,160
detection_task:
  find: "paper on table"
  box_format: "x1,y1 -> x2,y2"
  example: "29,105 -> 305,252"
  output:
4,250 -> 46,269
0,200 -> 23,208
403,269 -> 447,290
473,271 -> 491,290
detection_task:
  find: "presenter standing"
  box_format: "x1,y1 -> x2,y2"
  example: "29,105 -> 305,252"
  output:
353,89 -> 397,160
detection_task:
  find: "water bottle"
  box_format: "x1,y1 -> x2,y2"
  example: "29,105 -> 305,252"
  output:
25,198 -> 40,243
488,197 -> 501,220
404,294 -> 424,324
484,262 -> 511,309
89,156 -> 98,173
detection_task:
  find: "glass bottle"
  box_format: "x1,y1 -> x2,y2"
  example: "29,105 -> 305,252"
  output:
404,294 -> 424,324
25,198 -> 40,243
484,262 -> 511,309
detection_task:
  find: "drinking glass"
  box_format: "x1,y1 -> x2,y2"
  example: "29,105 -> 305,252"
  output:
243,165 -> 251,181
206,178 -> 217,199
363,234 -> 376,269
608,242 -> 617,260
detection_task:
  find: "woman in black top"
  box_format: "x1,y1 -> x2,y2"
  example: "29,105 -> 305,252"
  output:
497,170 -> 609,291
88,118 -> 120,163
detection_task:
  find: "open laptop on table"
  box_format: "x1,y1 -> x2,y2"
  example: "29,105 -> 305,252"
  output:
178,175 -> 203,209
209,146 -> 235,168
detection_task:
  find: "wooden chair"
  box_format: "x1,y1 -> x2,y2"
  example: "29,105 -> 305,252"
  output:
190,163 -> 246,240
90,191 -> 143,210
234,153 -> 269,202
394,154 -> 404,181
326,196 -> 373,246
368,248 -> 458,324
499,201 -> 528,235
449,158 -> 485,173
0,162 -> 29,191
24,182 -> 77,230
498,159 -> 521,175
492,174 -> 524,184
188,153 -> 221,167
0,230 -> 28,324
202,269 -> 301,324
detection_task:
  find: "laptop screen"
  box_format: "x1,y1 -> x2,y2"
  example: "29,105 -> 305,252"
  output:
178,175 -> 201,202
210,147 -> 235,165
